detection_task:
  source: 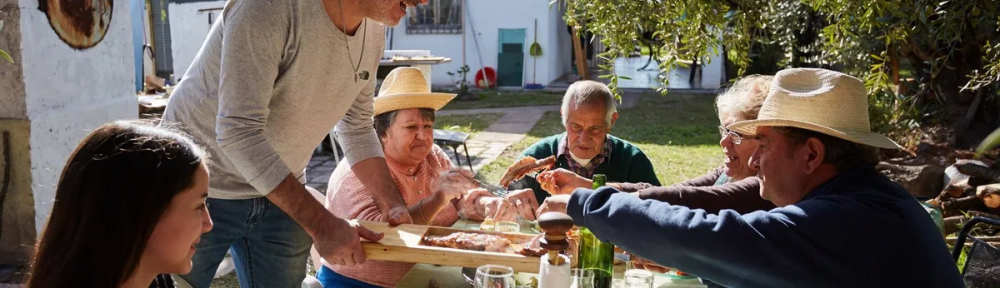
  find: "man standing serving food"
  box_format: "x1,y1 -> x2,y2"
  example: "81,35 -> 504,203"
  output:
161,0 -> 428,286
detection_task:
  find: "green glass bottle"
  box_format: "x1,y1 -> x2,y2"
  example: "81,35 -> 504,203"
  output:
579,174 -> 614,288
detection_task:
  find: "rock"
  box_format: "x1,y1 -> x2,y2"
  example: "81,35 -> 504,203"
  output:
877,162 -> 946,198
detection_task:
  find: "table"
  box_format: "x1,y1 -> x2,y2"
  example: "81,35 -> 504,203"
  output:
433,129 -> 473,172
395,220 -> 708,288
379,50 -> 452,90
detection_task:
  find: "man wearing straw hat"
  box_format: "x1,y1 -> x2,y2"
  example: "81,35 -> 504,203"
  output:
160,0 -> 429,286
546,68 -> 963,287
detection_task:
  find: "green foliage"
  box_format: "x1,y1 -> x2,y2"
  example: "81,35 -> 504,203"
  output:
446,65 -> 473,96
558,0 -> 1000,146
977,127 -> 1000,154
0,50 -> 11,64
0,20 -> 10,64
956,244 -> 968,273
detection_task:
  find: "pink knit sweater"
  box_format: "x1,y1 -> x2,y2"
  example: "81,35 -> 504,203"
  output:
324,145 -> 461,287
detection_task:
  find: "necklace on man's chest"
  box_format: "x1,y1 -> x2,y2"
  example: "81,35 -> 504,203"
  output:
338,0 -> 369,83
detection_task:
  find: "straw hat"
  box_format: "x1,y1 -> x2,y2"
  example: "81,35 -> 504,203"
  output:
727,68 -> 901,149
374,67 -> 456,116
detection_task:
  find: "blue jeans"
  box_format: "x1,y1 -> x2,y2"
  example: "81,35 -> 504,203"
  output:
179,197 -> 312,288
316,266 -> 382,288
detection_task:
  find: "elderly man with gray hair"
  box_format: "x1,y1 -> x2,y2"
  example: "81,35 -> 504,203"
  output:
508,80 -> 659,204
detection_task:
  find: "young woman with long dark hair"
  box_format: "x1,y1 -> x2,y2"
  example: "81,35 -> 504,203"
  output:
26,121 -> 213,288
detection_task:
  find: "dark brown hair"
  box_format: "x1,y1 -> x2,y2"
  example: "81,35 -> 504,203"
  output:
374,108 -> 436,140
773,126 -> 880,172
26,121 -> 205,288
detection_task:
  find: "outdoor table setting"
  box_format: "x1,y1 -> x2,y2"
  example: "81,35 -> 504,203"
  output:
365,217 -> 709,288
348,152 -> 709,288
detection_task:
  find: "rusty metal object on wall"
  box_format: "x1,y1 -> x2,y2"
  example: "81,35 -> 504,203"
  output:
38,0 -> 113,50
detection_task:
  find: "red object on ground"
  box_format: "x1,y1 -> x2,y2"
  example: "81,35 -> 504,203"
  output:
474,67 -> 497,89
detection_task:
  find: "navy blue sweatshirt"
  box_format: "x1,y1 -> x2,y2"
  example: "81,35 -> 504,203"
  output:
567,167 -> 963,288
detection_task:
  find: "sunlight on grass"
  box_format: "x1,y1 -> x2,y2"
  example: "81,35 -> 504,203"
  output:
441,90 -> 563,110
210,274 -> 240,288
434,113 -> 504,137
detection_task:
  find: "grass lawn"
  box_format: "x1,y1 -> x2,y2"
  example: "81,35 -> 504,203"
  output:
440,90 -> 564,110
477,93 -> 724,186
434,113 -> 504,137
210,274 -> 240,288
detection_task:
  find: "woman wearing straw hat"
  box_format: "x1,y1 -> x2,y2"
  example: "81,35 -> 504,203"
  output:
547,68 -> 963,287
316,68 -> 535,288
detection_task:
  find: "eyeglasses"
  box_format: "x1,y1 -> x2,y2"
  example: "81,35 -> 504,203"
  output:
718,126 -> 752,145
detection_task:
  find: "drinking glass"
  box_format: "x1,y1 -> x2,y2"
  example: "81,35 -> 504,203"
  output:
475,264 -> 515,288
623,269 -> 654,288
570,268 -> 595,288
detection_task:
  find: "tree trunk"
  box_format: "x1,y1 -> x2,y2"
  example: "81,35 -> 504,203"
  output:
890,43 -> 900,91
571,27 -> 589,81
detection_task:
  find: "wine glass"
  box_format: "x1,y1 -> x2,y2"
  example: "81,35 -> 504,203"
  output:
475,264 -> 515,288
570,268 -> 595,288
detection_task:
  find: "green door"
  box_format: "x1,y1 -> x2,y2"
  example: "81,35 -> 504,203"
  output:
497,29 -> 525,87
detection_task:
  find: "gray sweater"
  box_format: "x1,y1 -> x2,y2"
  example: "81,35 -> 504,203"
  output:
162,0 -> 385,199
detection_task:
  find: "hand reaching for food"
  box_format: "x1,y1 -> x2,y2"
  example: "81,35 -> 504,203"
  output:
499,156 -> 557,187
630,256 -> 673,274
535,194 -> 570,216
480,193 -> 535,222
537,168 -> 593,195
503,188 -> 540,221
434,168 -> 478,202
457,188 -> 493,221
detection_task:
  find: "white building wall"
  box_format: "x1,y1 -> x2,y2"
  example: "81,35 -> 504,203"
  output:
143,0 -> 156,78
547,2 -> 571,84
390,0 -> 570,87
17,0 -> 139,233
169,0 -> 226,82
701,45 -> 725,89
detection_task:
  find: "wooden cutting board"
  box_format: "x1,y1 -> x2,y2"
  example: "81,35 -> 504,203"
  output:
358,220 -> 542,273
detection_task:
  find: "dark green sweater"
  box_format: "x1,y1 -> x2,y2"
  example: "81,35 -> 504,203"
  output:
508,133 -> 660,203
